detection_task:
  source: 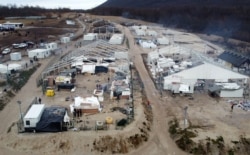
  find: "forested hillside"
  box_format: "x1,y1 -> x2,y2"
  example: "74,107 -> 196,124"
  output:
92,0 -> 250,42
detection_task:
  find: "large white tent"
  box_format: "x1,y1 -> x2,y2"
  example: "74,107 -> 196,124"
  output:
164,62 -> 249,91
169,63 -> 248,81
147,44 -> 190,64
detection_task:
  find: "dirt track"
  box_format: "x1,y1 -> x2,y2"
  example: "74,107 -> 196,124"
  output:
121,26 -> 186,155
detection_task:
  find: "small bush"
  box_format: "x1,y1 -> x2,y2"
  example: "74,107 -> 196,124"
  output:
168,118 -> 179,135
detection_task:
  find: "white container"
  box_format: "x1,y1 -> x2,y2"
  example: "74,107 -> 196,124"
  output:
10,52 -> 22,61
23,104 -> 45,129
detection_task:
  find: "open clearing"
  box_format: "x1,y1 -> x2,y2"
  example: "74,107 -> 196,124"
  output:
0,14 -> 249,155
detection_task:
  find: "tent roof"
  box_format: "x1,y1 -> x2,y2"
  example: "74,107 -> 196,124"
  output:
29,48 -> 48,53
165,62 -> 248,81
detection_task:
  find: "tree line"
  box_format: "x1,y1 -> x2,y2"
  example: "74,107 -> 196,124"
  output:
91,6 -> 250,42
0,5 -> 70,19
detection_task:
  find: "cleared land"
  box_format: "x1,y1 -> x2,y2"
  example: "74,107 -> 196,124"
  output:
0,14 -> 249,155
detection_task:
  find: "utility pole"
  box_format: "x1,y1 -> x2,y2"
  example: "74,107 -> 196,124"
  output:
184,106 -> 188,128
130,63 -> 134,119
17,101 -> 23,122
6,64 -> 9,86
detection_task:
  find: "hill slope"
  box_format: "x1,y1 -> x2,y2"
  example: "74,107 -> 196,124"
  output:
92,0 -> 250,43
100,0 -> 250,8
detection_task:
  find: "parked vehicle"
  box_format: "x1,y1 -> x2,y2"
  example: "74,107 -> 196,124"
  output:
12,43 -> 27,49
2,48 -> 11,54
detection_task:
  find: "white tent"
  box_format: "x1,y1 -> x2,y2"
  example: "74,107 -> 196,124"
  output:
157,58 -> 175,68
139,40 -> 157,49
147,30 -> 157,36
109,34 -> 124,45
66,20 -> 75,25
72,96 -> 101,112
157,37 -> 169,45
82,64 -> 95,74
131,25 -> 140,30
28,49 -> 50,59
164,62 -> 249,92
10,52 -> 22,61
8,63 -> 22,71
140,25 -> 148,30
0,64 -> 8,74
135,29 -> 146,36
83,33 -> 98,41
168,63 -> 249,81
147,51 -> 160,64
215,83 -> 243,98
61,36 -> 70,43
0,64 -> 22,73
71,61 -> 84,68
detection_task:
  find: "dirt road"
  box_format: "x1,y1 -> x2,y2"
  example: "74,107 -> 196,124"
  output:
121,26 -> 187,155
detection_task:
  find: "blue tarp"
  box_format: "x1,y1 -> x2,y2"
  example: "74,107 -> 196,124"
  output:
36,106 -> 66,132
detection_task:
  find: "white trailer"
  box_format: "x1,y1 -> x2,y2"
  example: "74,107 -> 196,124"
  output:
28,49 -> 50,59
45,42 -> 58,51
23,104 -> 45,130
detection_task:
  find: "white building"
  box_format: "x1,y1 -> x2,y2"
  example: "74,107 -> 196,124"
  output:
109,33 -> 124,45
139,40 -> 157,49
28,49 -> 50,59
83,33 -> 98,41
163,63 -> 249,96
70,96 -> 101,114
151,45 -> 191,60
45,42 -> 58,51
135,29 -> 146,36
210,83 -> 244,98
66,20 -> 75,25
147,30 -> 157,36
3,22 -> 24,29
157,37 -> 170,45
10,52 -> 22,61
82,64 -> 96,74
0,64 -> 22,74
60,36 -> 70,43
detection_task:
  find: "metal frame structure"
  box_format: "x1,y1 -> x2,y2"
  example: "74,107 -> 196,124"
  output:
41,39 -> 128,78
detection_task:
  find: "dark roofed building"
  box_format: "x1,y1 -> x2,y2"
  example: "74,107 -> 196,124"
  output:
218,51 -> 250,69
